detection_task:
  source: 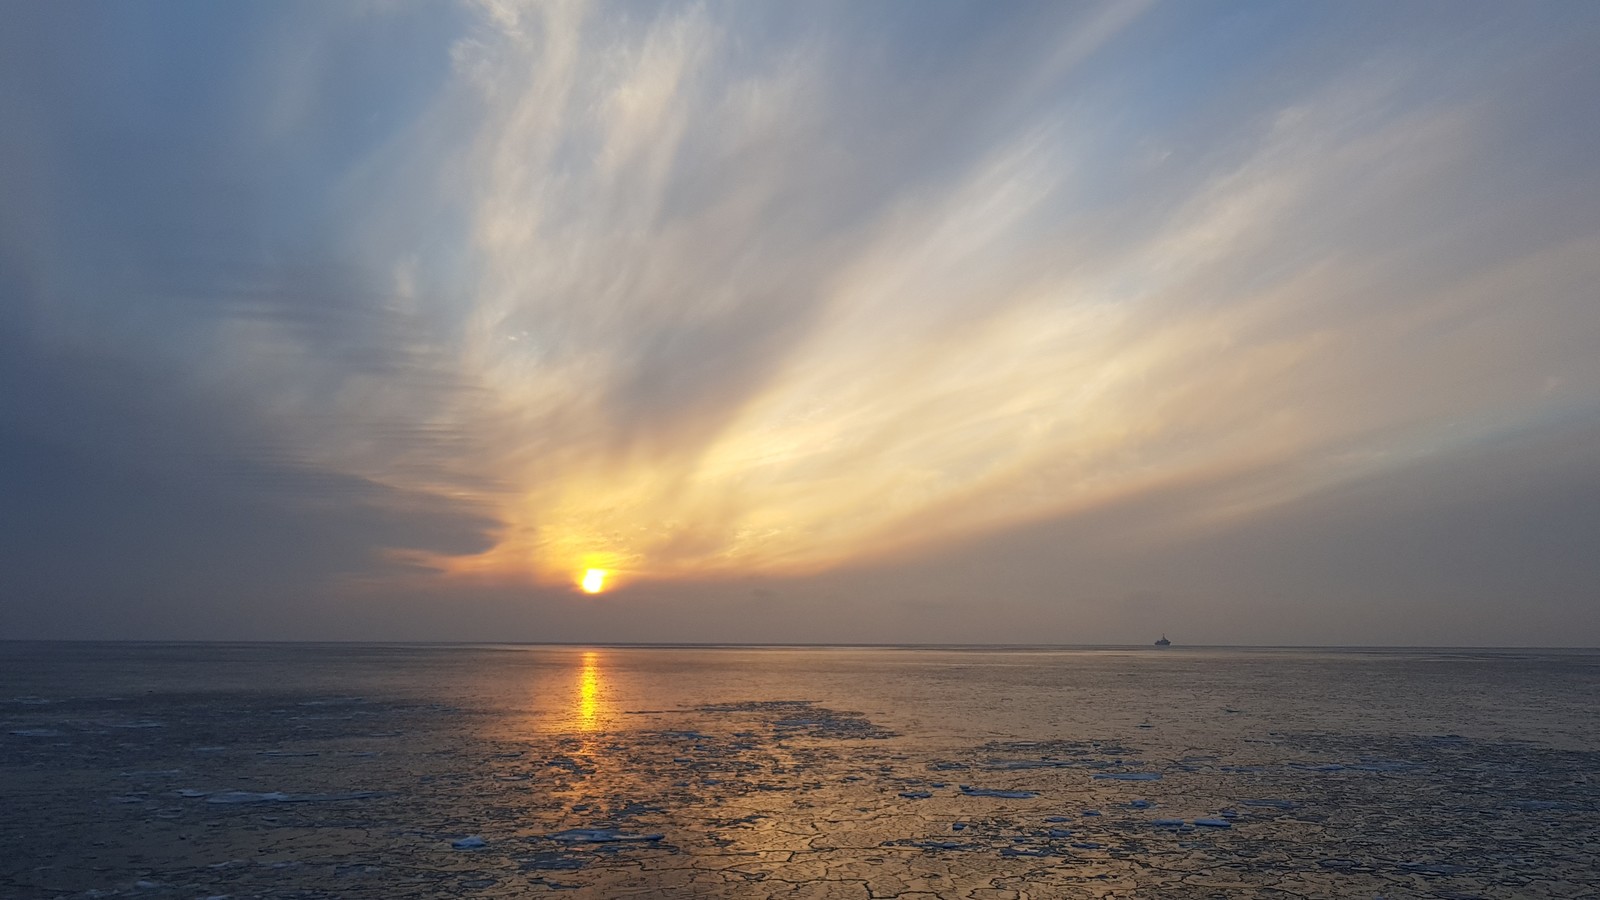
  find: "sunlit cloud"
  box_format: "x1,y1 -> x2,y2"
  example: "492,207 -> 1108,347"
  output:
181,0 -> 1600,592
5,1 -> 1597,640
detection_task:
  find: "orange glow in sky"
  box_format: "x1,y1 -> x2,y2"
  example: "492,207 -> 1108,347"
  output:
580,569 -> 608,594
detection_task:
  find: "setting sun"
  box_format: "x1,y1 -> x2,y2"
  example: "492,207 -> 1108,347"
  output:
580,568 -> 608,594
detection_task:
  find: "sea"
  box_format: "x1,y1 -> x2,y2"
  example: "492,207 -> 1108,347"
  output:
2,642 -> 1597,899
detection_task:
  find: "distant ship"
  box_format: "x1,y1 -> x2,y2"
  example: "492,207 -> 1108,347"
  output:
1154,634 -> 1171,647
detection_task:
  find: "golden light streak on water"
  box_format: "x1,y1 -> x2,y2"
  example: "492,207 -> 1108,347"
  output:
577,651 -> 602,731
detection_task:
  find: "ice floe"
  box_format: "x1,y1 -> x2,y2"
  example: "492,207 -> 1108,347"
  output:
958,785 -> 1038,798
546,828 -> 664,843
901,840 -> 970,851
1399,861 -> 1469,875
452,836 -> 487,850
206,791 -> 292,804
522,852 -> 587,870
185,789 -> 381,804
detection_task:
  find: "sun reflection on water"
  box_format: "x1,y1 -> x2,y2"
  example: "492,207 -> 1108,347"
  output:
576,650 -> 603,731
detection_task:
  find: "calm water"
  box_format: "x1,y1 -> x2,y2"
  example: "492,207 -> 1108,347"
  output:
1,643 -> 1597,898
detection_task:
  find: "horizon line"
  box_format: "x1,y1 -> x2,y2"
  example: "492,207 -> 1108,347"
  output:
2,639 -> 1595,652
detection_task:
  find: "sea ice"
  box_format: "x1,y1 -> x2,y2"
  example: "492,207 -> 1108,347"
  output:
1350,759 -> 1416,772
1512,799 -> 1564,810
1152,818 -> 1185,827
910,840 -> 969,850
1193,818 -> 1231,828
547,829 -> 664,843
900,791 -> 932,799
196,790 -> 379,804
1091,772 -> 1161,781
452,836 -> 487,850
522,852 -> 587,871
958,785 -> 1038,798
206,791 -> 292,804
1399,861 -> 1469,875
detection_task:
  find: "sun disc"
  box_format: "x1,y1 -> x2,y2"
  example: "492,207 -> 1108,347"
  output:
580,568 -> 607,594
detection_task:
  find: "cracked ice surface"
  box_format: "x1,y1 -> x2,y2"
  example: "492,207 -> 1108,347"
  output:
2,643 -> 1598,898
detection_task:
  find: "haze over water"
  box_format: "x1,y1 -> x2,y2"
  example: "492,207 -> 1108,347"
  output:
4,643 -> 1598,898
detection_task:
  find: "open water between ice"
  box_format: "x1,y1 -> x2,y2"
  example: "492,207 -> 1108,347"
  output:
1,643 -> 1597,898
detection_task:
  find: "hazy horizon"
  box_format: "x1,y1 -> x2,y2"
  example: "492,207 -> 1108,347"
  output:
12,634 -> 1600,646
4,2 -> 1599,646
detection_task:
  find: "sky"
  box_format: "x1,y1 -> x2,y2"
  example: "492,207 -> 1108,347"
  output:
2,1 -> 1598,646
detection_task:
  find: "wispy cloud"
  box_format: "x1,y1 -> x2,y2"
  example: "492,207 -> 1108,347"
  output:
288,1 -> 1592,591
3,1 -> 1598,640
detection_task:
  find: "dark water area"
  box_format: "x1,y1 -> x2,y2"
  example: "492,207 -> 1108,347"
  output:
2,642 -> 1597,898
